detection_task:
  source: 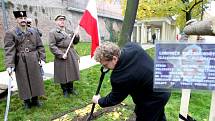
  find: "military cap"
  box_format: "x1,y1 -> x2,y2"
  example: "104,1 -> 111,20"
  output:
13,11 -> 27,18
55,14 -> 66,21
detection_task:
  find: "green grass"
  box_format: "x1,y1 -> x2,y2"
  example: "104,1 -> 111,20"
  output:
44,45 -> 54,63
74,42 -> 91,56
0,65 -> 110,121
0,45 -> 212,121
0,65 -> 211,121
0,48 -> 6,71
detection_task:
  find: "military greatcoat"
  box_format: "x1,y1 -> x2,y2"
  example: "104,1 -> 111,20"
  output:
49,27 -> 80,83
4,27 -> 46,100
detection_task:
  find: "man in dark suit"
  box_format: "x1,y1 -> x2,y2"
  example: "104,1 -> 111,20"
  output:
92,42 -> 171,121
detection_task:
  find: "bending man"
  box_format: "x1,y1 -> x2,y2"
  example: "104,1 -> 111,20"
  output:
92,42 -> 171,121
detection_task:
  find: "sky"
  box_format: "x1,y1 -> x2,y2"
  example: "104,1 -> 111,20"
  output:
203,1 -> 215,43
206,1 -> 215,16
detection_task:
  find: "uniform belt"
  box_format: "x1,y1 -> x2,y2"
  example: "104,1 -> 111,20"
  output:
18,48 -> 36,53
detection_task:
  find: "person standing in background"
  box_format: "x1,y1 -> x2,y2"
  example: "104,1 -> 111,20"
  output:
152,33 -> 156,44
49,15 -> 80,98
4,11 -> 46,109
26,18 -> 43,37
26,17 -> 45,77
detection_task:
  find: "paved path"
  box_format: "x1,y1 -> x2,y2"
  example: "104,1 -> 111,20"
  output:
0,44 -> 154,91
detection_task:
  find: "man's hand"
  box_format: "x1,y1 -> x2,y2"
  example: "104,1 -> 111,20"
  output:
92,94 -> 101,104
62,54 -> 67,59
6,67 -> 15,75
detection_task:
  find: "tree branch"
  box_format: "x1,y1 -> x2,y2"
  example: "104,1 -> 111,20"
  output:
189,0 -> 203,12
183,17 -> 215,35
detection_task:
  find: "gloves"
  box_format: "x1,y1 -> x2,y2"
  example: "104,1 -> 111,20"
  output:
92,94 -> 101,104
40,66 -> 44,76
6,67 -> 15,75
62,53 -> 67,59
38,60 -> 45,76
39,60 -> 46,66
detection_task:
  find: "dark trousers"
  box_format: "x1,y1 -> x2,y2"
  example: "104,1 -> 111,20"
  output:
135,106 -> 166,121
60,82 -> 73,93
24,96 -> 38,103
24,99 -> 31,104
24,96 -> 40,108
31,96 -> 38,102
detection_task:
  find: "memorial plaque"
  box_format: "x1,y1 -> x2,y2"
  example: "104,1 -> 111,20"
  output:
154,43 -> 215,90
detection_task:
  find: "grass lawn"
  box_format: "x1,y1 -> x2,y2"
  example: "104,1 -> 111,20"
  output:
0,48 -> 6,72
0,65 -> 212,121
0,43 -> 212,120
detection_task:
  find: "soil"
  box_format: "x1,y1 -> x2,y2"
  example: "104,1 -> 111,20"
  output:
52,104 -> 136,121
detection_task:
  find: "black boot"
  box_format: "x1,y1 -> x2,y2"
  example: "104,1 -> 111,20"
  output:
31,96 -> 42,107
67,82 -> 78,95
23,99 -> 31,109
61,83 -> 69,98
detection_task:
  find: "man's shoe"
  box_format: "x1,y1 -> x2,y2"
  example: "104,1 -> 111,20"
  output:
23,99 -> 31,109
31,100 -> 43,107
24,102 -> 31,109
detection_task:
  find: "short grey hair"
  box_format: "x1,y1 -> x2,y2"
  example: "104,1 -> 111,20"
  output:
94,41 -> 121,62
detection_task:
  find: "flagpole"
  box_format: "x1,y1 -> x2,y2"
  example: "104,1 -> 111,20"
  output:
63,25 -> 80,58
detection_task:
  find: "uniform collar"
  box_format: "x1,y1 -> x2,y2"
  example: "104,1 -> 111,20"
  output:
15,27 -> 33,36
56,26 -> 66,33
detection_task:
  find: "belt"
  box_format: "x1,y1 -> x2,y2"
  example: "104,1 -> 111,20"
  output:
18,48 -> 35,53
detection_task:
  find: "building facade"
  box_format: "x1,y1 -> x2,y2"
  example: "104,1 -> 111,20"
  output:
0,0 -> 123,47
132,17 -> 178,44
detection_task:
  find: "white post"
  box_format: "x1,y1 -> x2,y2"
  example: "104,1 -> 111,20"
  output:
141,23 -> 144,44
179,89 -> 191,121
137,25 -> 140,43
161,22 -> 166,41
131,26 -> 134,42
131,32 -> 134,42
209,91 -> 215,121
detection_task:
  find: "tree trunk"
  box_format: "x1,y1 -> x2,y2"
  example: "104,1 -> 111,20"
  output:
118,0 -> 139,47
186,11 -> 191,22
183,17 -> 215,36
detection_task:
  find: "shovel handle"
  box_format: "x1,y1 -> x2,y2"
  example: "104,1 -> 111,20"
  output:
87,66 -> 109,121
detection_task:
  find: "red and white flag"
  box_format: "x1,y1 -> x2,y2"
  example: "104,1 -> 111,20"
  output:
79,0 -> 100,58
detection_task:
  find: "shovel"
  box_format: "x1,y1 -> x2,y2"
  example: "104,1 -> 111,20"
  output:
86,66 -> 109,121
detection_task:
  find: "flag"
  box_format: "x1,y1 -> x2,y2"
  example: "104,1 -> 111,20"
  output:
79,0 -> 100,58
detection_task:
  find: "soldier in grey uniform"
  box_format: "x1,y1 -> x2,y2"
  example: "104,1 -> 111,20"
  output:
4,11 -> 46,109
49,15 -> 80,97
26,18 -> 43,37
